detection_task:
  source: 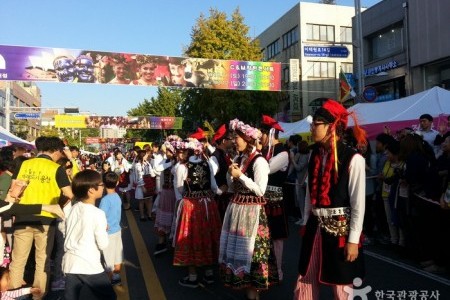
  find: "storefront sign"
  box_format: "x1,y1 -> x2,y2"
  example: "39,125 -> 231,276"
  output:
364,60 -> 398,76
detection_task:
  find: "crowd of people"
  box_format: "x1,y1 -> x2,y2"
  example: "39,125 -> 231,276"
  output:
0,100 -> 448,299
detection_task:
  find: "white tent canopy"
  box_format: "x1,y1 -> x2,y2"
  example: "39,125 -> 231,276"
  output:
0,126 -> 35,149
279,117 -> 311,140
275,86 -> 450,140
348,86 -> 450,138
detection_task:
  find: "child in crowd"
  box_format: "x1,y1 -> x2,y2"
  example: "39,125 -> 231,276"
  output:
99,171 -> 123,285
0,266 -> 41,300
62,170 -> 116,300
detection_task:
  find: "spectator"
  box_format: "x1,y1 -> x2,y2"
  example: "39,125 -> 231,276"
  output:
99,172 -> 123,285
291,140 -> 310,225
69,146 -> 83,175
62,170 -> 116,299
0,266 -> 42,299
418,114 -> 439,156
434,115 -> 450,156
12,146 -> 27,159
50,157 -> 74,291
7,136 -> 73,299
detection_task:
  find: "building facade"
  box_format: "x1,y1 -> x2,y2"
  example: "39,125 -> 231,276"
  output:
257,2 -> 356,120
0,81 -> 41,139
356,0 -> 450,102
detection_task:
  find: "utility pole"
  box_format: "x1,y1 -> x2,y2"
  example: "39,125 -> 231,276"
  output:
5,81 -> 11,131
355,0 -> 365,101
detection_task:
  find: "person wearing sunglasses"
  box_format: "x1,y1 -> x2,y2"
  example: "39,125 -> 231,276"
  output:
294,99 -> 367,300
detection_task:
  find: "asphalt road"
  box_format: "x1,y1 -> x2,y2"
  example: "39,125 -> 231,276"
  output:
43,208 -> 450,300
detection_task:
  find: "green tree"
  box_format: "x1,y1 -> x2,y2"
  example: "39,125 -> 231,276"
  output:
11,120 -> 29,140
40,125 -> 60,137
181,8 -> 279,129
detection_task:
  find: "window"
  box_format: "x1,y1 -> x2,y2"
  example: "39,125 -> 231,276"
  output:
283,26 -> 299,49
341,63 -> 353,74
340,26 -> 352,44
266,39 -> 280,60
309,61 -> 336,78
261,49 -> 266,62
369,25 -> 404,61
307,24 -> 335,42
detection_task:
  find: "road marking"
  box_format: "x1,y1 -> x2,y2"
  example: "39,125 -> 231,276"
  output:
114,265 -> 129,300
125,210 -> 166,300
365,250 -> 450,286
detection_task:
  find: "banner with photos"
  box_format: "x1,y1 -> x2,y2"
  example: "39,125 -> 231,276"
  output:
0,45 -> 281,91
55,115 -> 183,129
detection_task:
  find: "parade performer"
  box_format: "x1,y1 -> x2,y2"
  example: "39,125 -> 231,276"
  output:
201,124 -> 234,220
153,136 -> 179,255
219,119 -> 278,300
294,99 -> 366,300
260,115 -> 289,282
173,138 -> 222,288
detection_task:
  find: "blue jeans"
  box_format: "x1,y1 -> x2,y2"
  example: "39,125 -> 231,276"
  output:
64,273 -> 116,300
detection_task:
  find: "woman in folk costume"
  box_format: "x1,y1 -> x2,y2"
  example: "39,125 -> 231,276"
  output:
153,135 -> 180,256
294,99 -> 366,300
259,115 -> 289,282
220,119 -> 278,300
172,138 -> 222,288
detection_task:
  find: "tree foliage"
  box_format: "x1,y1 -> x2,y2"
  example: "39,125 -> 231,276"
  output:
11,120 -> 29,140
181,8 -> 279,129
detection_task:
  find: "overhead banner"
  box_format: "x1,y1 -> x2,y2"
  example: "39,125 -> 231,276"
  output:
55,115 -> 183,129
0,45 -> 281,91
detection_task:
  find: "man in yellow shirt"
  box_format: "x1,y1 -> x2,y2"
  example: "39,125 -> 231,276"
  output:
7,136 -> 73,299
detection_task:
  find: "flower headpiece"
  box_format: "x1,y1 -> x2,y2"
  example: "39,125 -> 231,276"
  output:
163,141 -> 175,153
184,137 -> 203,152
166,135 -> 182,142
229,118 -> 261,141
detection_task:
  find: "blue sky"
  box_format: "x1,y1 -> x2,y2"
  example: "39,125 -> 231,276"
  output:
0,0 -> 381,116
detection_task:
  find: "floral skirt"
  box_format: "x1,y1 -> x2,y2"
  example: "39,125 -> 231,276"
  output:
220,203 -> 279,290
173,196 -> 221,267
154,188 -> 176,235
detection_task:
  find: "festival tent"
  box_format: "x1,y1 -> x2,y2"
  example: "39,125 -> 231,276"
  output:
0,126 -> 35,149
348,86 -> 450,139
279,117 -> 311,140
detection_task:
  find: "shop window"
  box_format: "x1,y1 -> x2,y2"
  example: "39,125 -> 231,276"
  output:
369,25 -> 404,61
